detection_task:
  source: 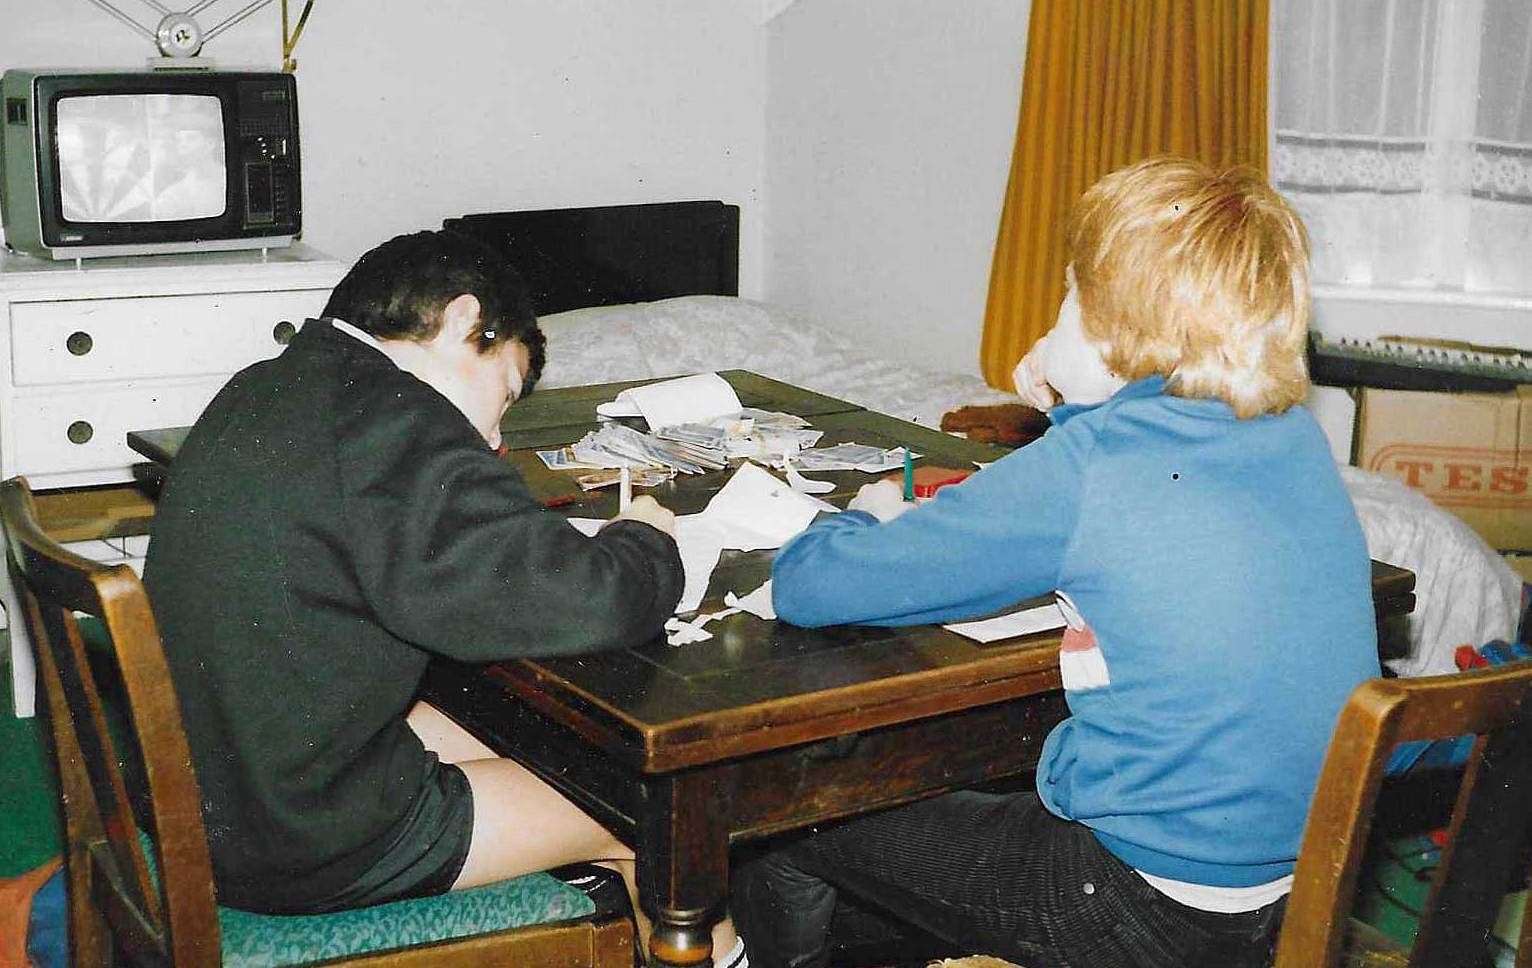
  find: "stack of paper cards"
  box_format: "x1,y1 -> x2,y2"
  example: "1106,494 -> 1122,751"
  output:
574,467 -> 674,491
794,444 -> 918,473
538,410 -> 823,477
537,424 -> 724,475
656,422 -> 728,451
720,409 -> 823,459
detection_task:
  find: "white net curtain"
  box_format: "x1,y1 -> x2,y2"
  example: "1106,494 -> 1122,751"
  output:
1272,0 -> 1532,294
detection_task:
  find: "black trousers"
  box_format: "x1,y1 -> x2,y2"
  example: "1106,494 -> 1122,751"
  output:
731,790 -> 1286,968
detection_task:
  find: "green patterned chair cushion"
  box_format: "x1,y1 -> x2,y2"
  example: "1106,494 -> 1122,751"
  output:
137,832 -> 597,966
216,872 -> 596,968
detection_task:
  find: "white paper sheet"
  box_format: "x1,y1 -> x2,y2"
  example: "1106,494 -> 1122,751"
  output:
669,465 -> 834,612
569,466 -> 831,615
672,516 -> 727,613
596,372 -> 743,430
944,602 -> 1066,643
570,514 -> 722,613
702,462 -> 836,551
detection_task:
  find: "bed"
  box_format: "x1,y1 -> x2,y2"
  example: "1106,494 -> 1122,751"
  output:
444,201 -> 1523,677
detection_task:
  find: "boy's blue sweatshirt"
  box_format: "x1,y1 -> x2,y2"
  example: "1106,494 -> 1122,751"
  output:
772,377 -> 1380,887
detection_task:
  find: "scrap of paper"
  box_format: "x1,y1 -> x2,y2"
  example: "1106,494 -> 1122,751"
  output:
665,580 -> 776,645
672,516 -> 727,613
724,580 -> 775,620
784,460 -> 835,494
943,602 -> 1066,643
664,606 -> 743,646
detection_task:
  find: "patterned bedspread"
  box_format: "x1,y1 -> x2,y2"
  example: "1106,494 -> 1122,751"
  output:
537,295 -> 1015,428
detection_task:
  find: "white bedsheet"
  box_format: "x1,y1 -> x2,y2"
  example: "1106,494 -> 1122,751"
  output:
1341,466 -> 1522,677
538,295 -> 1015,428
538,295 -> 1522,676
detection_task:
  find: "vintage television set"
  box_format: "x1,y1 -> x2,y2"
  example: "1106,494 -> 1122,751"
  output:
0,68 -> 300,260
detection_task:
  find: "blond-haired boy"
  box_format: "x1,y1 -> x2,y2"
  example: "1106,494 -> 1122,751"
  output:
737,158 -> 1378,968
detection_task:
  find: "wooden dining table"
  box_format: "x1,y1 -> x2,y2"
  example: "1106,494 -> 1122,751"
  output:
127,370 -> 1417,968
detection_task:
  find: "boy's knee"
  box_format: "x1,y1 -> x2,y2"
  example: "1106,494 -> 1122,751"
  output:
731,850 -> 837,968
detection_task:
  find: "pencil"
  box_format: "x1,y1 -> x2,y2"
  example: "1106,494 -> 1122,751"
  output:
902,449 -> 915,502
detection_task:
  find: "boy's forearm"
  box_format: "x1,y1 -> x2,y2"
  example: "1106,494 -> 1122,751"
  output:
772,451 -> 1081,628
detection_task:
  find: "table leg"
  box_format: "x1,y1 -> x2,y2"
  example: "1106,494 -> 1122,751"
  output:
639,771 -> 731,968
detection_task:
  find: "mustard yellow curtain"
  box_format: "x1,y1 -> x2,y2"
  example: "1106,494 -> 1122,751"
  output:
979,0 -> 1269,389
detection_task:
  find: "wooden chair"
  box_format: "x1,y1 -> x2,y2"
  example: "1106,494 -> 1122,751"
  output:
0,477 -> 634,968
1275,663 -> 1532,968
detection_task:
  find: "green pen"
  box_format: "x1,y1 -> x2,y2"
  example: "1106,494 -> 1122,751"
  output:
903,449 -> 915,502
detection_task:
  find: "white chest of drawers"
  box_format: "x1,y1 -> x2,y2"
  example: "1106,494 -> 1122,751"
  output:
0,244 -> 347,488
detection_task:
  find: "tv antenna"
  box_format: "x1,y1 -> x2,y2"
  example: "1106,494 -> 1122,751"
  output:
80,0 -> 314,69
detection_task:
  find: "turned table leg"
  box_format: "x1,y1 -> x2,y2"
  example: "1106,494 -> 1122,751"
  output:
639,771 -> 731,968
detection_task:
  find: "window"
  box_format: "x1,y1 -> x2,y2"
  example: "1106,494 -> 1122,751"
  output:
1272,0 -> 1532,296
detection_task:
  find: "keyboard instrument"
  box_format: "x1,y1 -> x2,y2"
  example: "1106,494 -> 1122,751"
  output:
1307,333 -> 1532,393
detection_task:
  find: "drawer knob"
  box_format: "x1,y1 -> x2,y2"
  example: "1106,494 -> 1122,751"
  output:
67,421 -> 94,445
66,331 -> 94,356
273,320 -> 297,345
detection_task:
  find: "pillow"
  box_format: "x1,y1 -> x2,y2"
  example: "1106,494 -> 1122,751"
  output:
536,304 -> 652,388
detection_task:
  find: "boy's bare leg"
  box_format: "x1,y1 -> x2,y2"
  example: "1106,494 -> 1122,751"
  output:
407,701 -> 739,958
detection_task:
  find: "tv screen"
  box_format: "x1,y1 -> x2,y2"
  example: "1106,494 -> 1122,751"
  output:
55,93 -> 226,223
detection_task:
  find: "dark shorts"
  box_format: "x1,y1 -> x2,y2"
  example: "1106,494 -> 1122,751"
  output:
305,761 -> 476,912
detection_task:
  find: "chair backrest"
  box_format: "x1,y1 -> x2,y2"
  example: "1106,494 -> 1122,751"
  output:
1275,664 -> 1532,968
1,477 -> 220,967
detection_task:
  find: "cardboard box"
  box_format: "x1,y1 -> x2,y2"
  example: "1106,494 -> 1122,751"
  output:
1353,387 -> 1532,552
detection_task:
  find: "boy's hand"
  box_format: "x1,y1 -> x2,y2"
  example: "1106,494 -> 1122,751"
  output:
1012,336 -> 1059,411
848,481 -> 913,523
612,495 -> 676,537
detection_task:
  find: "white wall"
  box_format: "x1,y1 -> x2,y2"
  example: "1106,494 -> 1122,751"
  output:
0,1 -> 767,293
2,0 -> 1031,371
763,0 -> 1030,376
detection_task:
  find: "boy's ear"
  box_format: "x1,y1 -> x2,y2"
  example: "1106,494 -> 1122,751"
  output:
440,293 -> 483,342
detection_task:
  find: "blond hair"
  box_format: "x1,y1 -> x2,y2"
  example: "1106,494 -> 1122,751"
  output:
1067,157 -> 1311,418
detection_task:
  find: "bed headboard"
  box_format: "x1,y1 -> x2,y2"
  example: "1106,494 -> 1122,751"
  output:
443,200 -> 739,316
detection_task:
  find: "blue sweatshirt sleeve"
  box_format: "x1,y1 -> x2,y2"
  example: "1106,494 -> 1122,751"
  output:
771,418 -> 1095,627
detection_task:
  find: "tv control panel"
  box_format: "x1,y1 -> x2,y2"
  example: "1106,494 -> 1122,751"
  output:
236,77 -> 300,232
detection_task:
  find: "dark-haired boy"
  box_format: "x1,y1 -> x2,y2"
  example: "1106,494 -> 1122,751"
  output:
145,231 -> 700,941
